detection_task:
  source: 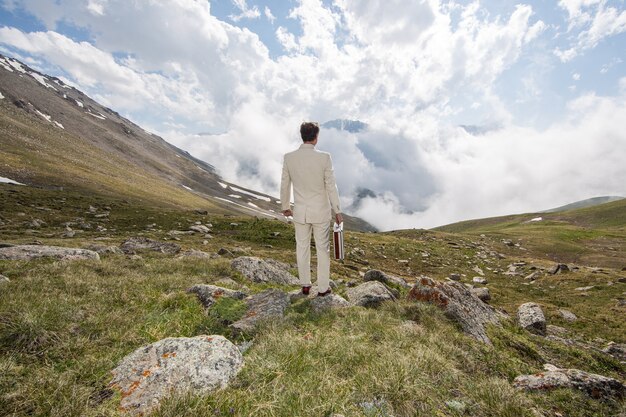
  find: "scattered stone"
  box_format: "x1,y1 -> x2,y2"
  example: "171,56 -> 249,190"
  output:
346,281 -> 396,308
230,289 -> 290,334
551,263 -> 570,274
472,266 -> 485,276
187,284 -> 248,308
28,219 -> 45,228
0,245 -> 99,261
513,365 -> 625,400
502,239 -> 514,247
94,213 -> 109,219
575,286 -> 595,291
129,254 -> 142,261
616,277 -> 626,283
407,277 -> 501,344
309,294 -> 350,313
177,249 -> 216,259
231,257 -> 299,285
189,225 -> 210,234
84,244 -> 123,255
109,335 -> 244,415
445,400 -> 466,413
120,237 -> 181,255
448,273 -> 461,281
546,325 -> 570,337
524,271 -> 541,281
558,309 -> 578,322
363,269 -> 410,288
471,287 -> 491,302
229,223 -> 239,227
167,230 -> 194,236
398,259 -> 409,264
0,274 -> 9,284
472,277 -> 488,284
602,343 -> 626,361
517,302 -> 546,335
195,209 -> 209,215
217,248 -> 234,257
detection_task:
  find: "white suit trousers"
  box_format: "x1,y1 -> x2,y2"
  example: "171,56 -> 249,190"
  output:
294,221 -> 331,292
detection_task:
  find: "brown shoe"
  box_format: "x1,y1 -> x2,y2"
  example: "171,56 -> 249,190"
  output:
302,285 -> 312,295
317,288 -> 332,297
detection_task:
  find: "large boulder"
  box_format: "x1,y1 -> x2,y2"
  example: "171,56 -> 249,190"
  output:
346,281 -> 396,308
187,284 -> 248,308
309,294 -> 350,313
230,289 -> 290,334
517,302 -> 546,335
120,237 -> 181,255
231,257 -> 299,285
513,364 -> 625,400
0,245 -> 100,261
407,277 -> 501,344
603,343 -> 626,361
109,335 -> 243,415
363,269 -> 410,288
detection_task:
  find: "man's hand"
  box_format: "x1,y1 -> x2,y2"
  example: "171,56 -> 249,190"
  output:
282,209 -> 293,217
335,213 -> 343,224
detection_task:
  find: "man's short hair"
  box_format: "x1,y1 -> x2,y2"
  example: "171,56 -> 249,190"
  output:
300,122 -> 320,142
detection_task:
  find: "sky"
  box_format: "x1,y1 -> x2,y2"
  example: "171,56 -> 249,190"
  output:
0,0 -> 625,230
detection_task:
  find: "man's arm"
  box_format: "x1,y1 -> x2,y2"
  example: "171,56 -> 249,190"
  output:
324,154 -> 342,223
280,155 -> 292,216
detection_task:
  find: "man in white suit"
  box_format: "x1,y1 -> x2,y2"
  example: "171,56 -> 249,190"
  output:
281,122 -> 343,296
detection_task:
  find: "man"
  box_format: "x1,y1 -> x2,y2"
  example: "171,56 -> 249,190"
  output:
281,122 -> 343,297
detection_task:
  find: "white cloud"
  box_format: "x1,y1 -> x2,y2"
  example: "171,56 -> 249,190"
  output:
230,0 -> 261,22
556,0 -> 626,61
572,72 -> 581,80
264,6 -> 275,24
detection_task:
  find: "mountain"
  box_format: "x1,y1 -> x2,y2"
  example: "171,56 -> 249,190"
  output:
321,119 -> 368,133
433,197 -> 626,268
541,196 -> 624,213
0,54 -> 375,232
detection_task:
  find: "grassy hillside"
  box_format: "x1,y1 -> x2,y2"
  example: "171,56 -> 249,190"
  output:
1,184 -> 624,416
433,199 -> 626,269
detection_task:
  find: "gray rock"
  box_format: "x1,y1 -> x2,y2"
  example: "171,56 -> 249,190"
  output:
472,266 -> 485,276
120,237 -> 181,255
517,302 -> 546,335
189,225 -> 210,234
0,274 -> 9,284
472,277 -> 487,284
513,365 -> 625,400
230,289 -> 290,334
558,309 -> 577,322
346,281 -> 396,308
524,271 -> 541,281
602,343 -> 626,361
231,257 -> 299,285
109,335 -> 243,415
167,230 -> 194,236
448,273 -> 461,281
407,277 -> 501,344
309,294 -> 350,313
177,249 -> 216,259
0,245 -> 100,261
550,263 -> 570,274
363,269 -> 410,288
471,287 -> 491,302
575,285 -> 594,291
217,248 -> 234,257
187,284 -> 248,308
84,244 -> 123,255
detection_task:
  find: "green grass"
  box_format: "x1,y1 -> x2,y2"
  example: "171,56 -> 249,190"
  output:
0,185 -> 624,416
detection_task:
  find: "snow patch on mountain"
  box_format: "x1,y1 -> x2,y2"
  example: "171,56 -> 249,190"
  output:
29,73 -> 58,91
0,176 -> 24,185
229,186 -> 271,201
35,109 -> 52,122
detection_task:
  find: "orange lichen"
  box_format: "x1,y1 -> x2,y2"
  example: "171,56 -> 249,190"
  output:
121,380 -> 141,398
161,352 -> 177,359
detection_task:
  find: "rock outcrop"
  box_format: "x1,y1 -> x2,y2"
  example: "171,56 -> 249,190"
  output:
187,284 -> 248,308
120,237 -> 181,255
363,269 -> 410,288
109,335 -> 244,415
231,257 -> 299,285
230,289 -> 290,334
309,294 -> 350,313
517,302 -> 546,335
0,245 -> 100,261
407,277 -> 501,344
513,364 -> 624,400
346,281 -> 396,308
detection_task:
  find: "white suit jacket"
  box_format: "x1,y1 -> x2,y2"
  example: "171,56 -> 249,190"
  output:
280,143 -> 341,224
